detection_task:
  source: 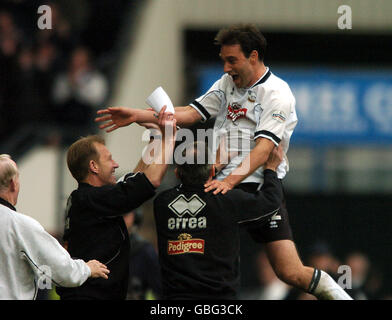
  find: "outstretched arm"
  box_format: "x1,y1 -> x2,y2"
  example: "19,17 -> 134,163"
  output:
137,106 -> 177,188
95,107 -> 155,132
95,105 -> 202,132
16,216 -> 110,288
173,106 -> 203,127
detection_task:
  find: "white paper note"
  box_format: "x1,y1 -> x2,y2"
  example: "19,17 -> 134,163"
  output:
146,86 -> 175,114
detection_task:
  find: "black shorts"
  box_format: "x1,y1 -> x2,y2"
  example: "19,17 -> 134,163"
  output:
235,182 -> 293,244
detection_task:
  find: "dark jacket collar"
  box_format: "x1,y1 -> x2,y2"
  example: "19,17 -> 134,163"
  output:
78,182 -> 92,188
0,197 -> 16,211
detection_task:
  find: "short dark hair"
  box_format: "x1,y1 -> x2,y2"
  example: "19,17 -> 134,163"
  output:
67,135 -> 105,182
175,141 -> 213,186
214,24 -> 267,61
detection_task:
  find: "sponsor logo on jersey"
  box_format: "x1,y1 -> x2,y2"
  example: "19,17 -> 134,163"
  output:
269,220 -> 278,228
168,216 -> 207,230
272,110 -> 286,123
269,211 -> 281,228
169,194 -> 206,217
271,213 -> 281,221
227,103 -> 247,123
168,233 -> 205,255
168,194 -> 207,230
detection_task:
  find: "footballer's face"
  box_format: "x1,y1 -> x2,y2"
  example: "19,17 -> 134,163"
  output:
94,143 -> 119,185
220,44 -> 256,88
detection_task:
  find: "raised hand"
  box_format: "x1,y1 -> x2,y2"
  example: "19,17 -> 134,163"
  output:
95,107 -> 141,133
158,106 -> 177,137
264,145 -> 284,171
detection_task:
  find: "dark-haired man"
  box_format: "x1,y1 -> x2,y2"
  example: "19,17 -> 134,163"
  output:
95,24 -> 351,300
153,142 -> 283,299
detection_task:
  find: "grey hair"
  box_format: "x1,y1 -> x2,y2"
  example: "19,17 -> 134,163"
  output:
0,154 -> 18,191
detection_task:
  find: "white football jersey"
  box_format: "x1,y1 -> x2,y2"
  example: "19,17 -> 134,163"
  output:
190,68 -> 297,184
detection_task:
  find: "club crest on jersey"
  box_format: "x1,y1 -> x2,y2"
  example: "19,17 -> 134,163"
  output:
272,110 -> 286,123
227,103 -> 247,123
168,233 -> 205,255
247,90 -> 256,103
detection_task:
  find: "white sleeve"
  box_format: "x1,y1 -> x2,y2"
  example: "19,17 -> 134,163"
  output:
189,76 -> 226,122
254,93 -> 293,146
15,214 -> 91,288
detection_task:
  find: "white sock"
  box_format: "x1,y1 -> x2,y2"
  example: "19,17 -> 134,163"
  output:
309,269 -> 353,300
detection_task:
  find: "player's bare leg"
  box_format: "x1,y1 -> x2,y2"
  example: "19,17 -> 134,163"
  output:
265,239 -> 352,300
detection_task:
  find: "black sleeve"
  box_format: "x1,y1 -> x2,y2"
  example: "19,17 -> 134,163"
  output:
232,169 -> 283,224
80,172 -> 156,217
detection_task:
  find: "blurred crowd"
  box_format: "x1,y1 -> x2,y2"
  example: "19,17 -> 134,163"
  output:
240,241 -> 392,300
0,0 -> 112,147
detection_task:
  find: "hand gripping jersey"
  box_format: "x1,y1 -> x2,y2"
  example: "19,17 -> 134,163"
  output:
190,68 -> 298,184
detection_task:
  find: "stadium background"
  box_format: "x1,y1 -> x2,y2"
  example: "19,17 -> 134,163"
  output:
0,0 -> 391,299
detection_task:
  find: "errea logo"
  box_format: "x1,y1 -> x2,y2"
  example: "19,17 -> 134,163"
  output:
169,194 -> 206,217
168,194 -> 207,230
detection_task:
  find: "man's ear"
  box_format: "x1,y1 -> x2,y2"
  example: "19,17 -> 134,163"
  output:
89,160 -> 99,174
250,50 -> 259,64
9,177 -> 17,192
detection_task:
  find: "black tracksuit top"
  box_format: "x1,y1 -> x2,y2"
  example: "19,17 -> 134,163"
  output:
57,172 -> 155,300
153,169 -> 282,300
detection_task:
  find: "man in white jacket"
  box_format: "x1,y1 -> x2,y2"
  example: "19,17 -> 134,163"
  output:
0,154 -> 110,300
